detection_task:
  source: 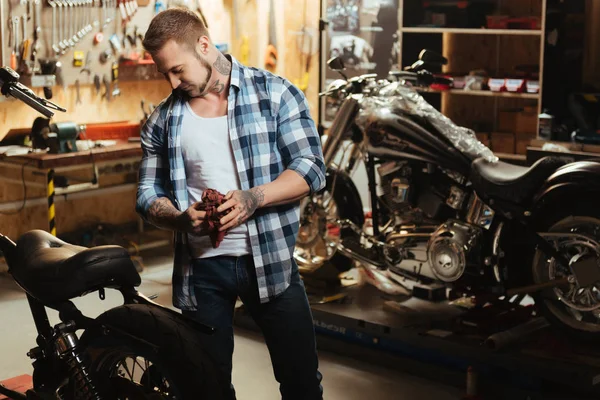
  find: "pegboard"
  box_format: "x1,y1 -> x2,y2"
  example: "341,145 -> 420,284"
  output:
0,0 -> 159,92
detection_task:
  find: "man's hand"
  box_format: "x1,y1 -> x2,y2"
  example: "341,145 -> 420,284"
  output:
177,202 -> 208,235
217,187 -> 265,231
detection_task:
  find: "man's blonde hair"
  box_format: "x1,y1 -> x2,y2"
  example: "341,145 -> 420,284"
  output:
142,8 -> 209,55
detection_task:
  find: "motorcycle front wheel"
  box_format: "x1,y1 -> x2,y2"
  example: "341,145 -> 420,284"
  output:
83,304 -> 225,399
532,211 -> 600,339
295,168 -> 364,274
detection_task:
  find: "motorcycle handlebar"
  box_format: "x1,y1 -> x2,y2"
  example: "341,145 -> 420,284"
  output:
0,67 -> 66,118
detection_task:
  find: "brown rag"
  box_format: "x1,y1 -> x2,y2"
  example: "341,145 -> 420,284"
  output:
196,188 -> 228,248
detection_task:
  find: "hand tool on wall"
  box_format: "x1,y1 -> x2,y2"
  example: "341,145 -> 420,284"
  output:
118,0 -> 127,21
19,14 -> 33,75
102,73 -> 111,100
55,60 -> 64,87
68,0 -> 78,45
93,73 -> 100,93
77,0 -> 83,37
86,0 -> 92,33
93,0 -> 98,27
75,79 -> 81,104
264,0 -> 277,72
80,51 -> 92,77
31,0 -> 41,67
111,61 -> 120,97
0,0 -> 5,68
11,17 -> 20,70
56,0 -> 66,52
48,0 -> 60,55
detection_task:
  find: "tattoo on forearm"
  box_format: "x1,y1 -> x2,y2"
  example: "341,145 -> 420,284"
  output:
240,187 -> 265,215
148,198 -> 180,227
211,79 -> 225,94
213,53 -> 232,75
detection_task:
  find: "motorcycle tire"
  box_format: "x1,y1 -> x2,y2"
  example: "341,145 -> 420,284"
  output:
531,203 -> 600,341
82,304 -> 225,399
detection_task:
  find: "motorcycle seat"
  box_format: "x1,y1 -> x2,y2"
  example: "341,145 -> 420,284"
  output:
470,156 -> 567,204
11,230 -> 141,304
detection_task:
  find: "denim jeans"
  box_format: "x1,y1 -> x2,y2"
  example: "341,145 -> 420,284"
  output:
182,255 -> 323,400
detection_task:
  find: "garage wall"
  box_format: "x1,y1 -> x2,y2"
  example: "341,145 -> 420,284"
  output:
0,0 -> 322,240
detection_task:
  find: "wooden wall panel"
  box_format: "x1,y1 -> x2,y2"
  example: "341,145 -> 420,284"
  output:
0,188 -> 138,240
283,0 -> 320,117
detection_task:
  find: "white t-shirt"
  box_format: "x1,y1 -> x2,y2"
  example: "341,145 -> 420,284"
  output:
180,101 -> 251,258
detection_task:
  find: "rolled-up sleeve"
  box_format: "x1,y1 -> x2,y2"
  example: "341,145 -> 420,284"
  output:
136,104 -> 171,220
276,82 -> 326,194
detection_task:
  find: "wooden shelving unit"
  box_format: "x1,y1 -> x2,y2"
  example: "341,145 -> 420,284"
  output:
417,88 -> 541,100
400,27 -> 542,36
397,0 -> 547,155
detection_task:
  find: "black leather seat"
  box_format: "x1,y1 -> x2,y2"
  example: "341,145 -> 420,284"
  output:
470,157 -> 567,204
11,230 -> 141,304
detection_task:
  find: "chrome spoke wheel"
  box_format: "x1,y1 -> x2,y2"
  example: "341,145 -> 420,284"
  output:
295,191 -> 341,271
534,216 -> 600,333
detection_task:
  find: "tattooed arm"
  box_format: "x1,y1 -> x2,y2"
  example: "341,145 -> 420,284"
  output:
217,170 -> 309,231
147,198 -> 208,235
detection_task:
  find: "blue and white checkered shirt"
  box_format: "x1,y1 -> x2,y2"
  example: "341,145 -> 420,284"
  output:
136,55 -> 326,310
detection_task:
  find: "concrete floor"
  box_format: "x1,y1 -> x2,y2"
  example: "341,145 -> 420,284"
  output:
0,251 -> 461,400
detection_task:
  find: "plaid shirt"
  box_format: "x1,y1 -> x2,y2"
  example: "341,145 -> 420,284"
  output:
136,56 -> 326,310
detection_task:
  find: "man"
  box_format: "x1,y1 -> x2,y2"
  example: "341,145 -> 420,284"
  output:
136,8 -> 326,400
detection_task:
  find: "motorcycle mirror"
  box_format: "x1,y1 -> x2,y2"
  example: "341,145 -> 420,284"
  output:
418,49 -> 448,65
327,56 -> 349,80
327,56 -> 345,71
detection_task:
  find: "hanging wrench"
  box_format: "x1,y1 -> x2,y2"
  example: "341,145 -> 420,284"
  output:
75,79 -> 81,104
48,0 -> 60,55
10,17 -> 19,70
103,0 -> 109,27
56,0 -> 66,51
0,0 -> 5,67
103,73 -> 111,101
85,0 -> 94,33
67,0 -> 78,44
93,0 -> 99,28
77,0 -> 85,38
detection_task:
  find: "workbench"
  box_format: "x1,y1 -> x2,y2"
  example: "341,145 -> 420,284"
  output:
0,141 -> 169,251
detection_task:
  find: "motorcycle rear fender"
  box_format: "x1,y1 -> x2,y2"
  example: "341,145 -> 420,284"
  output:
325,167 -> 365,227
530,160 -> 600,224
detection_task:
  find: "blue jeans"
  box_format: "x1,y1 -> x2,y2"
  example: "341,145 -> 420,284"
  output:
182,255 -> 323,400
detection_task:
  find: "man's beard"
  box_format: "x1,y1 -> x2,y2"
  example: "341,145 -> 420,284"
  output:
192,53 -> 213,97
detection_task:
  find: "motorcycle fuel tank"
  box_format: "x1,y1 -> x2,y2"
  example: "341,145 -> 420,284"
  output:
364,111 -> 472,175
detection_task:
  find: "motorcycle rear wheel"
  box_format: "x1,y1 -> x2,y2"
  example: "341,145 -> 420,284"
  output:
84,304 -> 225,399
532,212 -> 600,339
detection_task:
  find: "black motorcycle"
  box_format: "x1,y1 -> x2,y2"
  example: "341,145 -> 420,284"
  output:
0,67 -> 222,399
296,50 -> 600,338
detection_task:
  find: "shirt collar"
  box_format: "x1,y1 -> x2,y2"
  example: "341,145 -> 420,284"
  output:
227,54 -> 243,91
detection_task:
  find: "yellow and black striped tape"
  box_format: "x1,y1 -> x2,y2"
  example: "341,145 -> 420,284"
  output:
47,169 -> 56,236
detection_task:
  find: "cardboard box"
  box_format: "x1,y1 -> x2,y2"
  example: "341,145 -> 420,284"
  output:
515,112 -> 538,134
516,133 -> 536,155
491,132 -> 515,154
498,108 -> 538,135
498,110 -> 518,133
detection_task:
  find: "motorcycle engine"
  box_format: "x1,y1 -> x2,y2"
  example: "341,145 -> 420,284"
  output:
427,220 -> 482,282
385,220 -> 482,283
378,161 -> 412,212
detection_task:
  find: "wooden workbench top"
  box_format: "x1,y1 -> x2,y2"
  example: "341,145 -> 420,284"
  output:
0,141 -> 142,169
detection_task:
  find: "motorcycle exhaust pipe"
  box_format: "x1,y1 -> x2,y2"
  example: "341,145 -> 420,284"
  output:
506,277 -> 569,297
